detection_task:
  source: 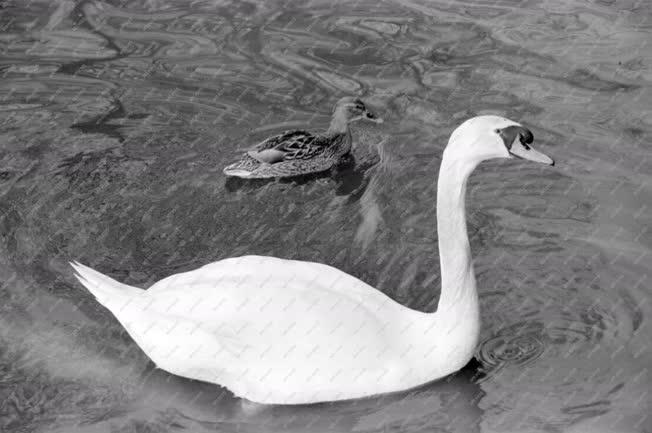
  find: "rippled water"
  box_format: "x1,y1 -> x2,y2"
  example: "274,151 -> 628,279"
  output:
1,0 -> 650,432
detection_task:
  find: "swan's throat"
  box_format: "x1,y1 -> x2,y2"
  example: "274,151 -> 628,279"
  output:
436,157 -> 479,314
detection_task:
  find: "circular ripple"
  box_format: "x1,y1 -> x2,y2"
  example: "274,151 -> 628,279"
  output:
478,328 -> 545,368
478,303 -> 617,370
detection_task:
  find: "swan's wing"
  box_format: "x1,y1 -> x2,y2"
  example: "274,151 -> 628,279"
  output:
248,130 -> 334,164
124,256 -> 423,403
143,255 -> 405,361
143,274 -> 397,363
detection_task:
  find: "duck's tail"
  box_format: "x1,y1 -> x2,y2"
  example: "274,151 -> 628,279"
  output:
223,164 -> 255,178
223,154 -> 261,178
70,261 -> 143,305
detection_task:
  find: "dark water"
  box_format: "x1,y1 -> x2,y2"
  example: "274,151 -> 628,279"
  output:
1,0 -> 651,432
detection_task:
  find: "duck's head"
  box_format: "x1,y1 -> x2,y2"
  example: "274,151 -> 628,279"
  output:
445,115 -> 554,167
333,97 -> 383,124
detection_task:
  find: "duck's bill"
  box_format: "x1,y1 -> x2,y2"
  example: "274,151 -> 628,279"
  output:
365,113 -> 384,124
509,140 -> 555,166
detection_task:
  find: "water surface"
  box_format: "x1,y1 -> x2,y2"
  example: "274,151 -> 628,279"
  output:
0,0 -> 650,432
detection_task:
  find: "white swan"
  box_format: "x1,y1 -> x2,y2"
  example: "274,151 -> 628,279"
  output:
71,115 -> 554,405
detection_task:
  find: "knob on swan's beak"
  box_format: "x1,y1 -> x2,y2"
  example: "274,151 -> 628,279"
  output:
497,126 -> 554,166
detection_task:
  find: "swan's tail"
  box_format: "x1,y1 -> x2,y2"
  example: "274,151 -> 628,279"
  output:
70,261 -> 143,305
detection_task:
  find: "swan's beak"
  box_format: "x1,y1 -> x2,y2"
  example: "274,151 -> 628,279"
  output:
498,125 -> 554,166
509,139 -> 555,166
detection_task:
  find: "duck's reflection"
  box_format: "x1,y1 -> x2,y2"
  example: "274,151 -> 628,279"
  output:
223,154 -> 371,197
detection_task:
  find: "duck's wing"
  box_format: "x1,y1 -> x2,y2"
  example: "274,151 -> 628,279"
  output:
248,130 -> 334,164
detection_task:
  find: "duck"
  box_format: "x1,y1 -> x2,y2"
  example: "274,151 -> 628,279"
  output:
222,97 -> 382,178
71,115 -> 555,405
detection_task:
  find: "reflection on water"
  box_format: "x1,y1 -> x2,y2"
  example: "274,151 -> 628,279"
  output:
0,0 -> 650,432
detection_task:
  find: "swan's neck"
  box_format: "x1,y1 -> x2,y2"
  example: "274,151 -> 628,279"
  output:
327,110 -> 349,135
436,155 -> 479,314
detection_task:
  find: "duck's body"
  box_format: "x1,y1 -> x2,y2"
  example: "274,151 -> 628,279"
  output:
223,130 -> 350,179
223,97 -> 381,179
72,115 -> 554,405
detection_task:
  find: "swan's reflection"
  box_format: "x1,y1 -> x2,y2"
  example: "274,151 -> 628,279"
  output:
129,358 -> 485,433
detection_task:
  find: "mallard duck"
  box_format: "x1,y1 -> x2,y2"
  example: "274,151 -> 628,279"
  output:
71,115 -> 555,405
223,97 -> 382,178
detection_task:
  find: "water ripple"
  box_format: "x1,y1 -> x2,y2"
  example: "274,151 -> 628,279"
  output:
479,329 -> 545,367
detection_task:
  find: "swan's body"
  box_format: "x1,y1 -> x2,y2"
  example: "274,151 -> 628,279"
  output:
71,256 -> 476,404
223,97 -> 381,179
72,115 -> 554,405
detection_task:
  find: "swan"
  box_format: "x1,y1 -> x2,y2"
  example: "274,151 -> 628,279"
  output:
71,115 -> 554,405
223,97 -> 382,178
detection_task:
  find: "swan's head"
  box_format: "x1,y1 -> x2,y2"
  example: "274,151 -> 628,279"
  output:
446,115 -> 554,166
333,97 -> 383,124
